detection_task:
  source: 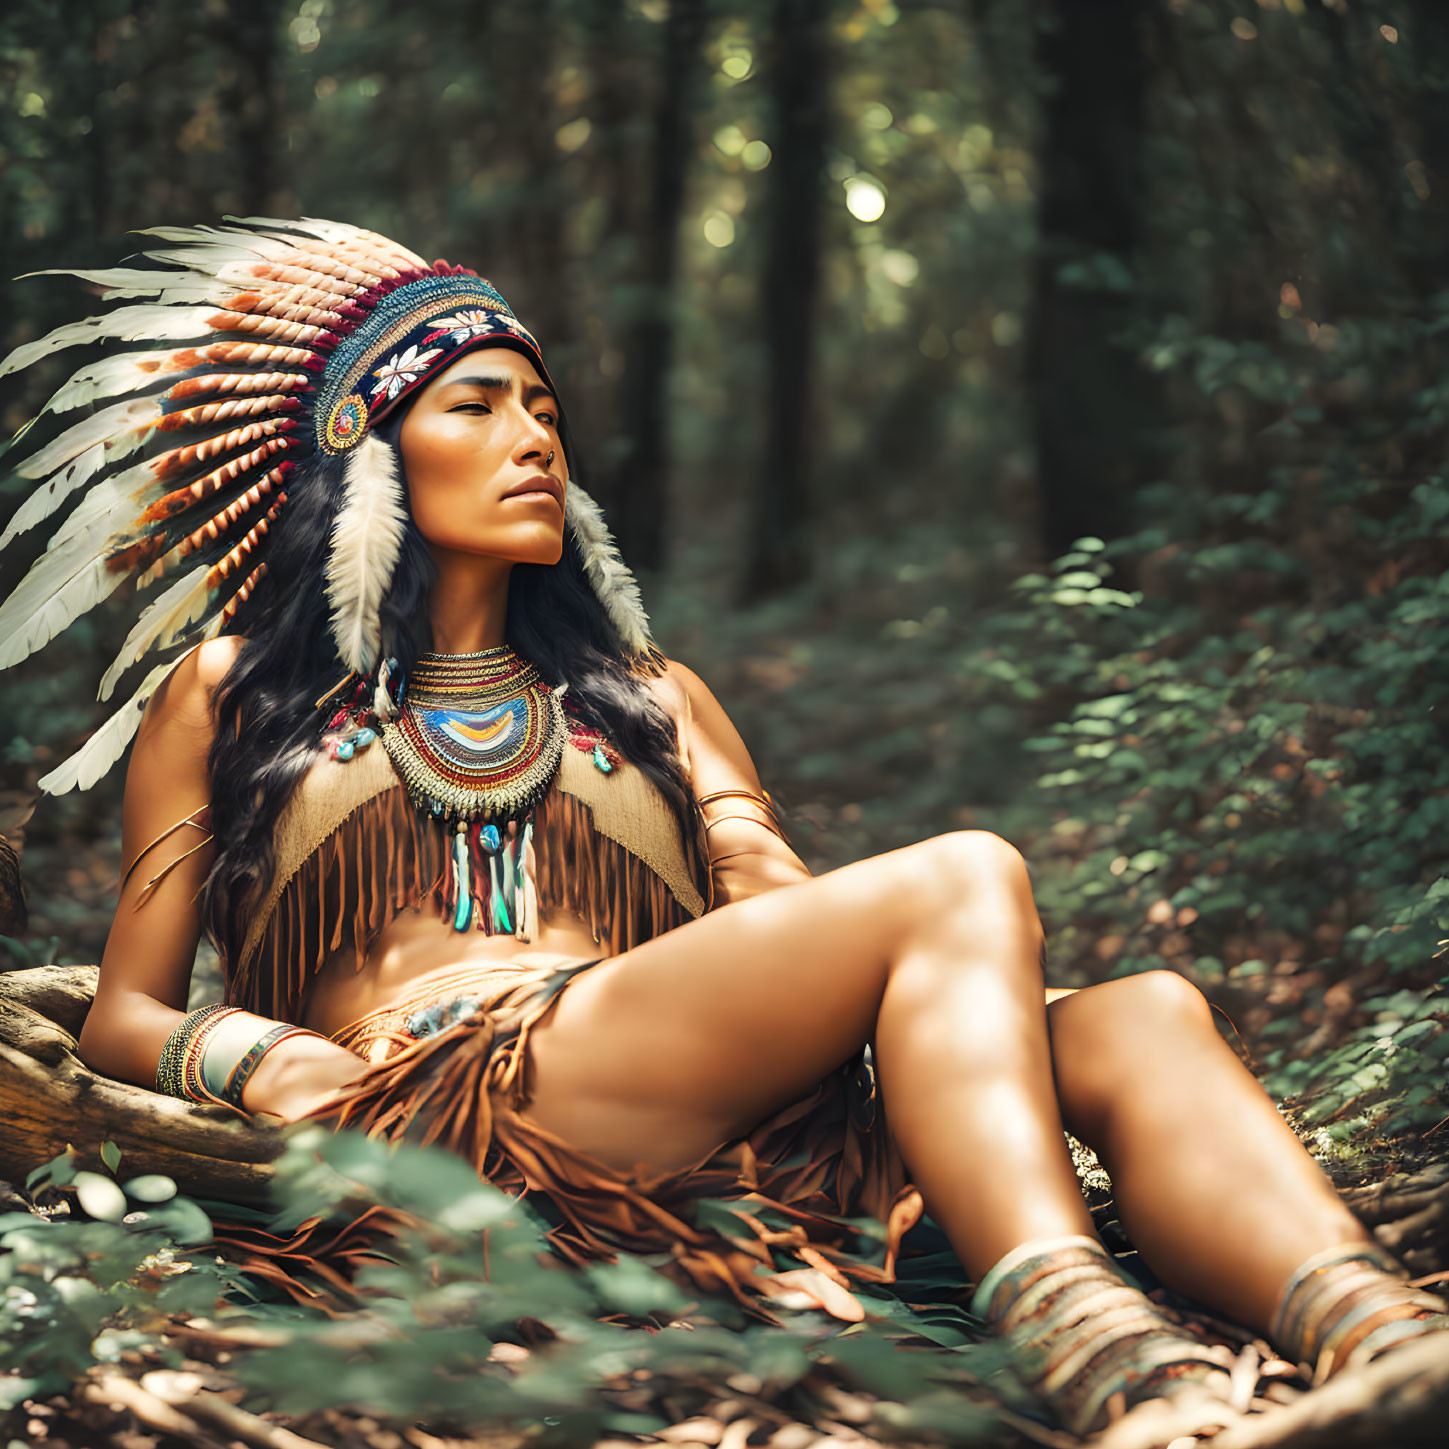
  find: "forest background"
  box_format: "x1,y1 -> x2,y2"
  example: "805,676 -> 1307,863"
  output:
1,0 -> 1448,1443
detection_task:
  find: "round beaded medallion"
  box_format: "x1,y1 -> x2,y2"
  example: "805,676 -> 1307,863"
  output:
323,392 -> 369,452
381,646 -> 565,824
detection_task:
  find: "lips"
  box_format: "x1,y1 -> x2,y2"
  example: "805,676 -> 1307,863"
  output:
500,474 -> 563,508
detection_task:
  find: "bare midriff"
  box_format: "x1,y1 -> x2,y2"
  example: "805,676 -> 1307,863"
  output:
298,904 -> 604,1040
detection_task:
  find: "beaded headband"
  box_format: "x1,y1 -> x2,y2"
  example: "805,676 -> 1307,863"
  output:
0,216 -> 653,794
314,271 -> 553,453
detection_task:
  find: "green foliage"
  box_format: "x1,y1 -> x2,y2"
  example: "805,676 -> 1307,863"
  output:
0,1151 -> 236,1407
1,1132 -> 1002,1441
5,0 -> 1449,1427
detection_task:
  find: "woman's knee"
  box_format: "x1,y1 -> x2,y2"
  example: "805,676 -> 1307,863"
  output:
906,831 -> 1041,939
910,829 -> 1033,897
1057,969 -> 1213,1046
1050,970 -> 1215,1133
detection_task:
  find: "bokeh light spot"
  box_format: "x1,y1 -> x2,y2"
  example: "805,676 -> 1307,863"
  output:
991,312 -> 1023,347
703,212 -> 736,248
740,140 -> 772,170
845,177 -> 886,222
880,249 -> 919,286
555,118 -> 591,154
919,325 -> 949,360
713,124 -> 746,157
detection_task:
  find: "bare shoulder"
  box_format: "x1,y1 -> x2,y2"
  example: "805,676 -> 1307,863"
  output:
641,656 -> 762,782
138,635 -> 246,743
191,633 -> 246,691
644,656 -> 718,708
639,657 -> 716,731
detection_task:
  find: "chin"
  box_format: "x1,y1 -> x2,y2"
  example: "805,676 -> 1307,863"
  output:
499,529 -> 567,567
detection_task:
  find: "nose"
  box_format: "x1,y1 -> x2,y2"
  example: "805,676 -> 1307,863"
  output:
509,403 -> 553,464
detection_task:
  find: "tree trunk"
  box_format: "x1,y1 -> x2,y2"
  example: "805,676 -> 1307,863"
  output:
746,0 -> 828,598
612,0 -> 707,574
217,0 -> 280,216
1026,0 -> 1152,558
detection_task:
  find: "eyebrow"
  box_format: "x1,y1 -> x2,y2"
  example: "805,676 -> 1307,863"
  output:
439,373 -> 556,406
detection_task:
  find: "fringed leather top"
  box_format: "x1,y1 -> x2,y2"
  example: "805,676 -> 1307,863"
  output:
225,728 -> 710,1022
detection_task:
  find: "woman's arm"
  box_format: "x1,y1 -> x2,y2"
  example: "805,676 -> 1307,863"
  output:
77,638 -> 367,1119
650,660 -> 812,907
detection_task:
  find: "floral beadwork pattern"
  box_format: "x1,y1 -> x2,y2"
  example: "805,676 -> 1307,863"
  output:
422,309 -> 533,349
371,343 -> 445,401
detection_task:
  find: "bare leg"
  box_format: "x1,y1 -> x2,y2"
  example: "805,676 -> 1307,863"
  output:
1046,972 -> 1370,1331
523,831 -> 1094,1279
869,834 -> 1094,1272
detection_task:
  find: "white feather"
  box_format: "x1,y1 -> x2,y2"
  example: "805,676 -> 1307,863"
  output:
20,267 -> 244,304
0,305 -> 228,379
37,659 -> 176,795
37,350 -> 177,417
564,483 -> 653,654
225,215 -> 430,273
2,449 -> 164,555
0,444 -> 110,551
0,400 -> 160,550
95,563 -> 223,701
326,434 -> 407,674
0,546 -> 128,672
13,397 -> 160,480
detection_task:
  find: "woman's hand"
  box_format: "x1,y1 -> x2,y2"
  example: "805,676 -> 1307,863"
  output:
240,1032 -> 371,1122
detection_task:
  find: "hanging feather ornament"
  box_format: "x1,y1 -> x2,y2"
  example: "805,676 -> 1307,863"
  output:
325,432 -> 407,674
564,484 -> 653,657
0,214 -> 658,796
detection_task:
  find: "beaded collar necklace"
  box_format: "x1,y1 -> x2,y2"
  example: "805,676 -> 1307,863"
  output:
380,645 -> 566,828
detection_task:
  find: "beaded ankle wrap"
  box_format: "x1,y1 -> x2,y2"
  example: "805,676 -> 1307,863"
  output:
970,1234 -> 1235,1436
1269,1240 -> 1449,1383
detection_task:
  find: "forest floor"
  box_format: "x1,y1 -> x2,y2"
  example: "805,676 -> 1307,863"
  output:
3,554 -> 1448,1447
3,784 -> 1447,1448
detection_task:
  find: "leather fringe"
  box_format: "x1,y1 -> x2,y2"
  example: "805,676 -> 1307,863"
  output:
231,784 -> 696,1021
258,967 -> 925,1326
531,788 -> 693,958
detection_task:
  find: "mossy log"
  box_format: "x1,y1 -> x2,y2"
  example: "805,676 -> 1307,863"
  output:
0,963 -> 281,1203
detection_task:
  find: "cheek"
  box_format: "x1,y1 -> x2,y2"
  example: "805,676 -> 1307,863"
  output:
402,428 -> 479,531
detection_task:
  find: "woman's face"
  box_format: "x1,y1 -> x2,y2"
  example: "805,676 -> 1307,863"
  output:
397,346 -> 567,566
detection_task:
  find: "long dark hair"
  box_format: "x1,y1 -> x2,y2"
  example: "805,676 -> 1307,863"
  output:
200,410 -> 693,966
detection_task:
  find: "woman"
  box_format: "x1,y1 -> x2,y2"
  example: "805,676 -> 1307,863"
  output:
0,218 -> 1441,1440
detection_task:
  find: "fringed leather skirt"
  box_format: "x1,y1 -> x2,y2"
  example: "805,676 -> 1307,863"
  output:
231,955 -> 924,1324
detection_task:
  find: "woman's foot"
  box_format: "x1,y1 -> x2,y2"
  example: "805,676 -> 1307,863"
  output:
1270,1240 -> 1449,1383
972,1234 -> 1239,1436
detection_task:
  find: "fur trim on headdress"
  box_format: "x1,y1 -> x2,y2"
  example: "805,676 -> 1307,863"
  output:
565,483 -> 652,656
326,433 -> 407,675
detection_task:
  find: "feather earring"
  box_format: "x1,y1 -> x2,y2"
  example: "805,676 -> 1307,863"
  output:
564,483 -> 653,656
325,432 -> 407,674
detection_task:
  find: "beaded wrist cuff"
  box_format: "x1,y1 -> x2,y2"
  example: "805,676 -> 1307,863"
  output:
155,1004 -> 240,1100
220,1023 -> 312,1109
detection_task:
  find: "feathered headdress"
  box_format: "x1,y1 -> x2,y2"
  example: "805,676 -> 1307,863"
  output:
0,216 -> 654,794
